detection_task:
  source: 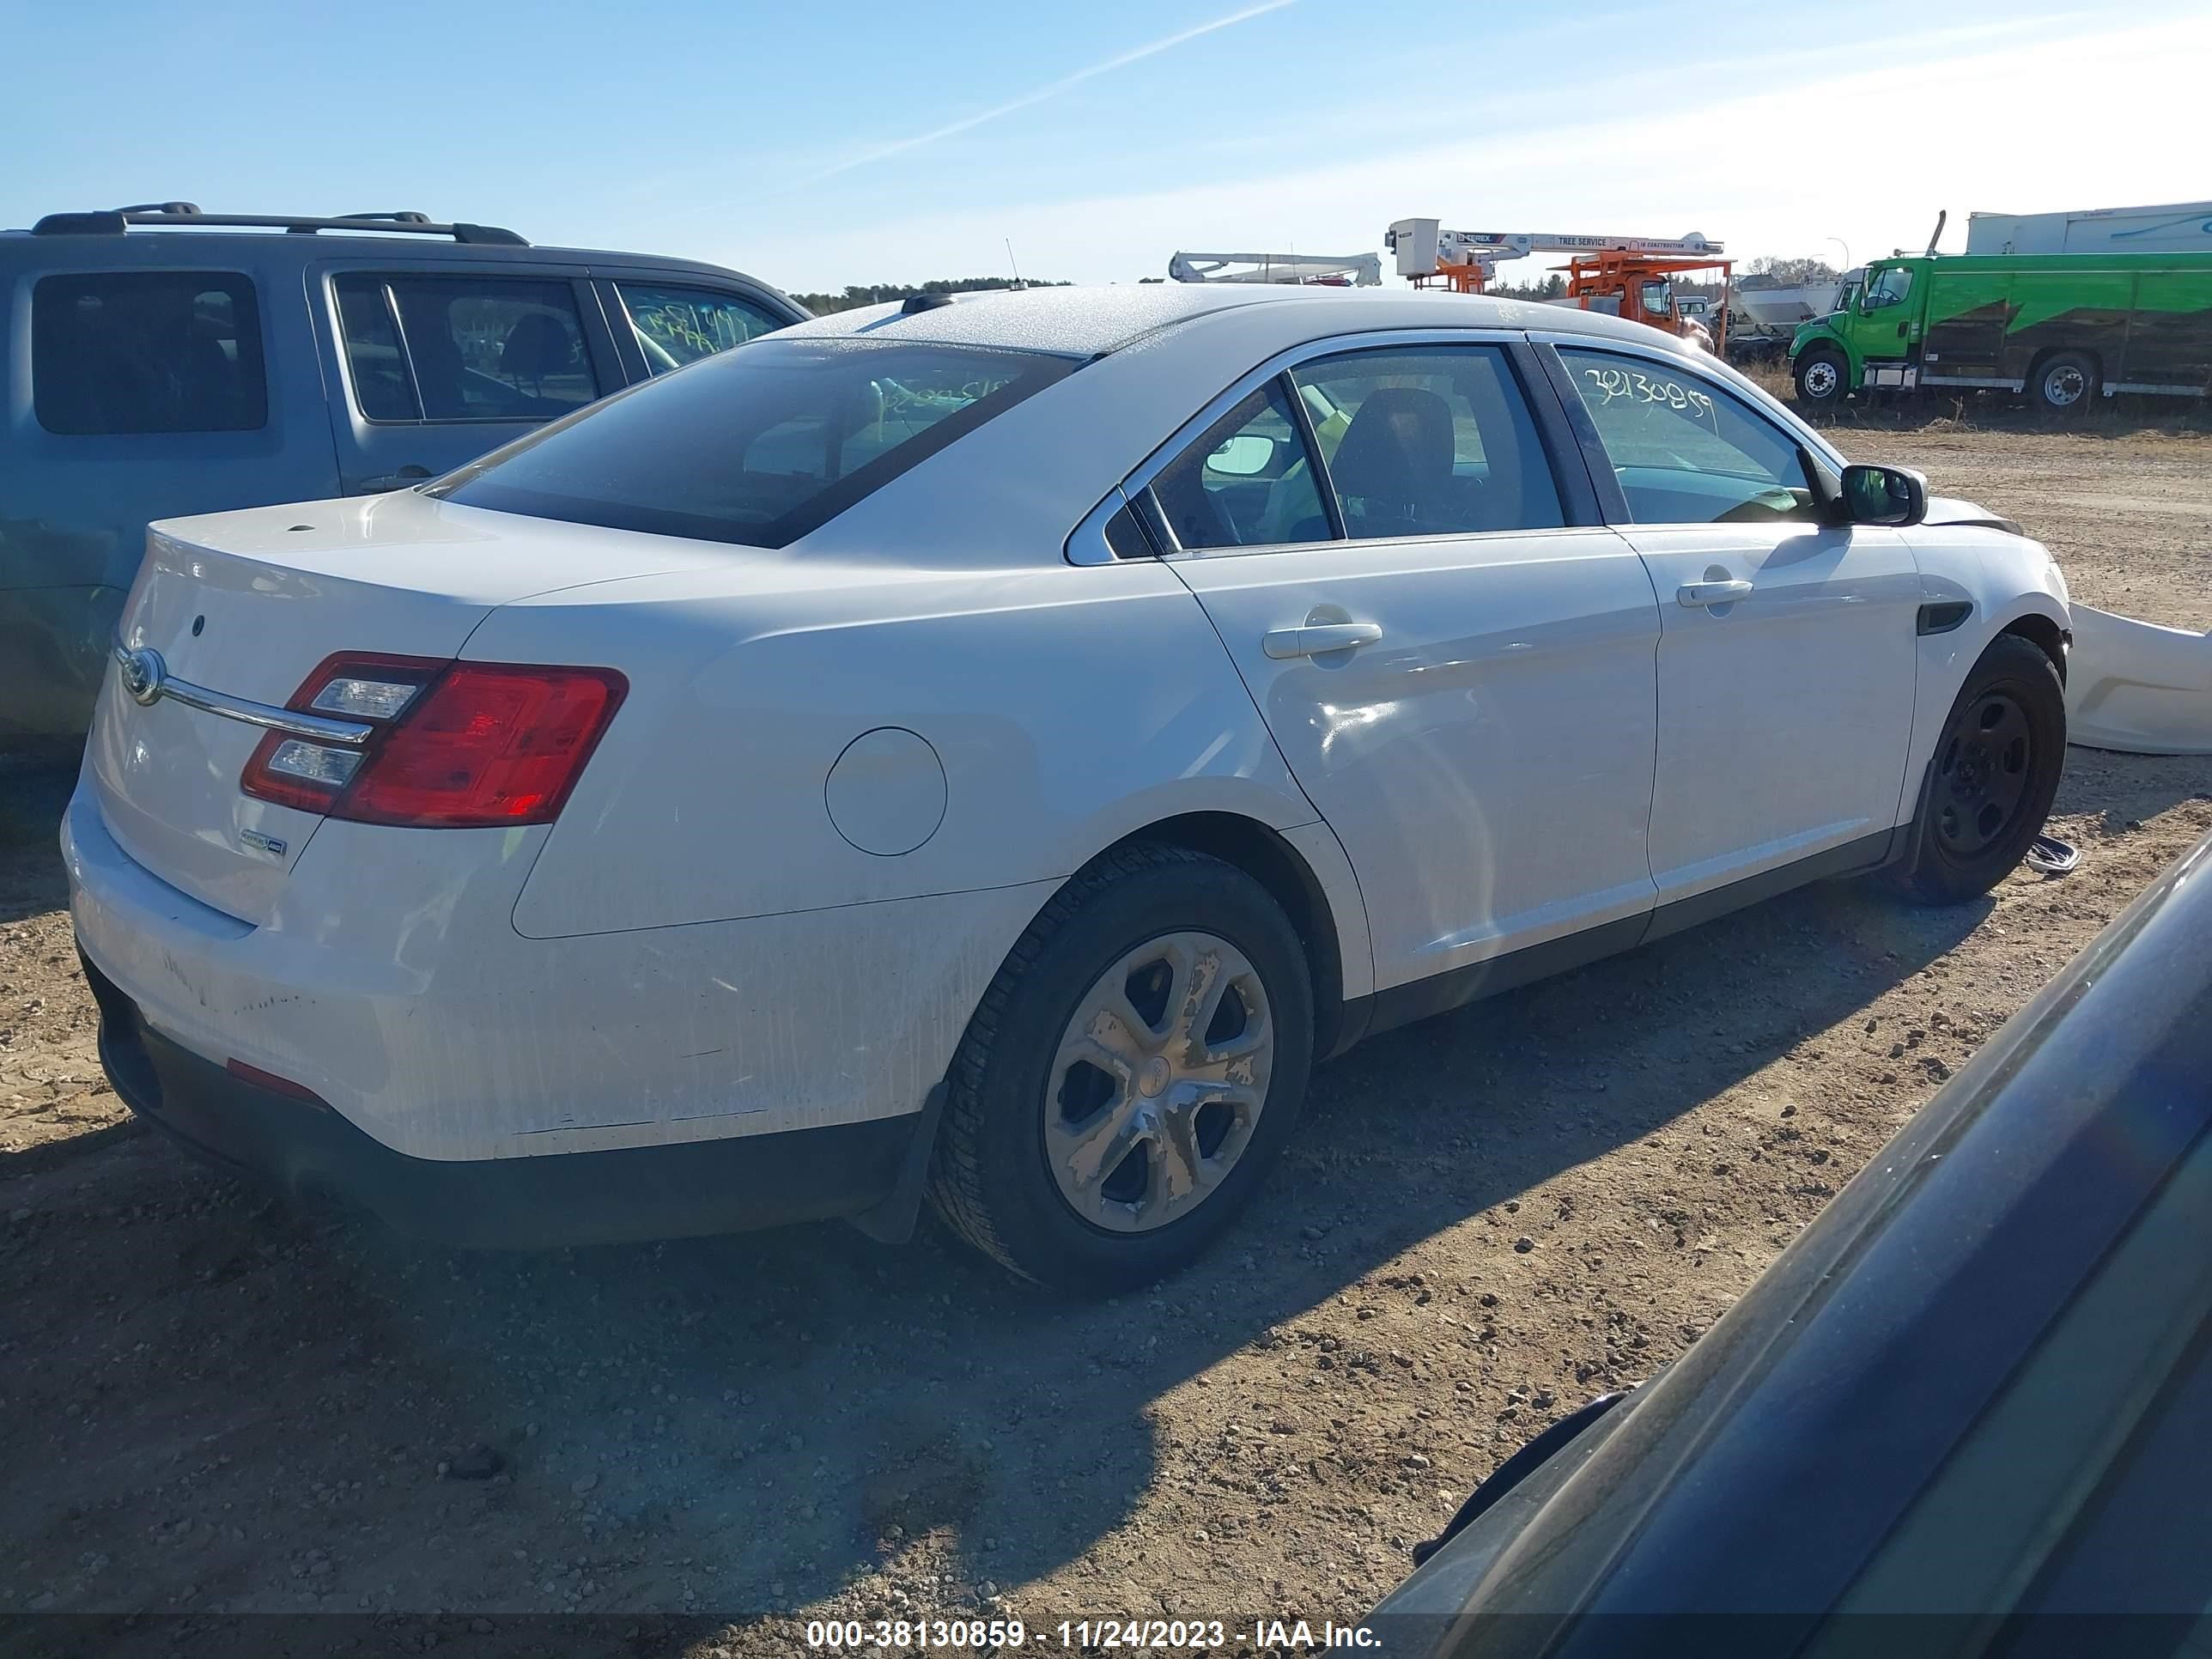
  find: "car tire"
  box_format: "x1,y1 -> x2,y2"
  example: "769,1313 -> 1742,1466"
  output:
1893,635 -> 2066,905
2029,350 -> 2098,416
1794,348 -> 1848,410
927,842 -> 1314,1293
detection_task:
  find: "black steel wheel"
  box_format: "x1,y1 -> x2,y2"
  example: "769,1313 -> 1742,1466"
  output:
1933,689 -> 2037,858
1895,635 -> 2067,904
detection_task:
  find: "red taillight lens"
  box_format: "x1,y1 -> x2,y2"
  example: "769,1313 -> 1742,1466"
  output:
343,664 -> 626,827
241,653 -> 626,829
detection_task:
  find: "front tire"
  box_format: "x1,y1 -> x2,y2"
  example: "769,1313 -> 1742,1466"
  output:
1893,635 -> 2066,904
928,844 -> 1314,1292
1794,348 -> 1848,410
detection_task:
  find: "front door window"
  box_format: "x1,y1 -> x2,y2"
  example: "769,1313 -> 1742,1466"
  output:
1555,348 -> 1818,525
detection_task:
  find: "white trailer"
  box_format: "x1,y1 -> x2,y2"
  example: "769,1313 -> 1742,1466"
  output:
1965,201 -> 2212,257
1167,251 -> 1381,286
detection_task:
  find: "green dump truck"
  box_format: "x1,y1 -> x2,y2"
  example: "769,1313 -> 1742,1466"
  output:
1789,251 -> 2212,413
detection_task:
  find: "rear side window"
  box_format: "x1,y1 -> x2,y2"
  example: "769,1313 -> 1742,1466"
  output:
1148,380 -> 1331,550
1292,345 -> 1565,537
427,337 -> 1074,549
333,274 -> 600,422
616,283 -> 786,374
32,271 -> 266,435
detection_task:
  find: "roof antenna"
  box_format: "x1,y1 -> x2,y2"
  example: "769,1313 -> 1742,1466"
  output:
1005,238 -> 1024,290
1924,210 -> 1948,257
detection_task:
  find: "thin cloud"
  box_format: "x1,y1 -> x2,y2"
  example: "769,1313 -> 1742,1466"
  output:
798,0 -> 1296,185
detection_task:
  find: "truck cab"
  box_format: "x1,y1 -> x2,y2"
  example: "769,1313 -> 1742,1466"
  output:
1789,258 -> 1925,406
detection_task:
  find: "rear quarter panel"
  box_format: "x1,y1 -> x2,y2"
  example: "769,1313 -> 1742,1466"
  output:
478,555 -> 1342,946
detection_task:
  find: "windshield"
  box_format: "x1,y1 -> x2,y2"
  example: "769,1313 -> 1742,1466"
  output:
426,337 -> 1076,548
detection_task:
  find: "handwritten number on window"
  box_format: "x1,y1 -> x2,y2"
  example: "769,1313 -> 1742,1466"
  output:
1579,367 -> 1715,421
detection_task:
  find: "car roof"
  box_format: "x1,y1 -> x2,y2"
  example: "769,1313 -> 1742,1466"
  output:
778,282 -> 1698,358
0,219 -> 788,296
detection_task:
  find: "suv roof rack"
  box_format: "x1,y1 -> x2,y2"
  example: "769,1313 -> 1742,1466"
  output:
28,205 -> 528,246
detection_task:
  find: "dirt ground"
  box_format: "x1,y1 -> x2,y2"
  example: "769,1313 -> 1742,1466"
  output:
3,417 -> 2210,1658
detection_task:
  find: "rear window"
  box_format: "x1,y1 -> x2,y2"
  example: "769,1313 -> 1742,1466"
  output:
427,337 -> 1075,549
32,271 -> 267,435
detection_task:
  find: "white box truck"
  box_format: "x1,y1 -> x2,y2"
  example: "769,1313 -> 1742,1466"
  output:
1966,201 -> 2212,257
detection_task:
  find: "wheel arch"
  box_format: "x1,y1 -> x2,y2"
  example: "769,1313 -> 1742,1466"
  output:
1893,593 -> 2070,834
1101,811 -> 1364,1060
1997,610 -> 2069,686
1792,337 -> 1853,402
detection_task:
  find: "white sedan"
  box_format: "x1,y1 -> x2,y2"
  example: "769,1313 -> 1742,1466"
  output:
66,285 -> 2071,1290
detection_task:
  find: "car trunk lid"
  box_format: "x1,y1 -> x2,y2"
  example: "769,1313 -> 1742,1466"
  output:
87,490 -> 726,924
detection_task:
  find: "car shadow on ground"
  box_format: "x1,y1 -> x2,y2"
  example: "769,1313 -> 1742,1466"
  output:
1,849 -> 1989,1625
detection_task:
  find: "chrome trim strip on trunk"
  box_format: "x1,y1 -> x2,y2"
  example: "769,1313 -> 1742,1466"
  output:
110,644 -> 374,745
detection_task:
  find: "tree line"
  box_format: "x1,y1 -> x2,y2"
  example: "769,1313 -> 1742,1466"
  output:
789,276 -> 1071,314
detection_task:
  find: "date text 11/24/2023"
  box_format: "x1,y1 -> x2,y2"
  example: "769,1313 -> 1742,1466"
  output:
803,1618 -> 1382,1650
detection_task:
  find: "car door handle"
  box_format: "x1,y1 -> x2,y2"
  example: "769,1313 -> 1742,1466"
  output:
1677,580 -> 1754,608
1262,622 -> 1384,659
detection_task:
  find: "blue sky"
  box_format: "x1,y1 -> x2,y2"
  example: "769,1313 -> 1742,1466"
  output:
4,0 -> 2208,292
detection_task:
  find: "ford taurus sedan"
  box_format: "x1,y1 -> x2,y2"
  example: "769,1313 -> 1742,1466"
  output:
65,284 -> 2072,1290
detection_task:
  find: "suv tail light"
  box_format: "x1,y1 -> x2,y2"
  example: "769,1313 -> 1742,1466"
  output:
242,653 -> 626,828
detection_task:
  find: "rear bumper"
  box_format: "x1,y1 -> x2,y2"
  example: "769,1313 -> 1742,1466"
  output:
63,776 -> 1047,1160
84,951 -> 920,1248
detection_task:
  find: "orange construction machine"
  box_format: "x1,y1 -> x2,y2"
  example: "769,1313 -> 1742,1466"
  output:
1385,218 -> 1732,351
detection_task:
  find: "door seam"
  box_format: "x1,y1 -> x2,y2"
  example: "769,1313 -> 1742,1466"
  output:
1152,555 -> 1380,1001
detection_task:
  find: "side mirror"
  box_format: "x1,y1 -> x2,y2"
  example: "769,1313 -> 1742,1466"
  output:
1840,462 -> 1927,527
1206,433 -> 1278,477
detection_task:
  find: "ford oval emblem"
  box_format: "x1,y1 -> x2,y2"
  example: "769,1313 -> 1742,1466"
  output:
119,646 -> 167,708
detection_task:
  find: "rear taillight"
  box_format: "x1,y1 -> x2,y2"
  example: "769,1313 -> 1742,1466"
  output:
242,653 -> 626,829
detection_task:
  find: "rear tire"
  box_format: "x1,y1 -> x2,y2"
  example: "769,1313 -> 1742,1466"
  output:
1893,635 -> 2066,904
1794,348 -> 1848,410
2029,350 -> 2098,416
927,843 -> 1314,1293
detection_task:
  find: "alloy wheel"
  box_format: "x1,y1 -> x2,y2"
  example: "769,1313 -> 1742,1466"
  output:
1043,931 -> 1273,1233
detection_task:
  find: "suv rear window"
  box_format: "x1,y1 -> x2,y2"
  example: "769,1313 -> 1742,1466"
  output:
428,337 -> 1074,548
32,271 -> 266,435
